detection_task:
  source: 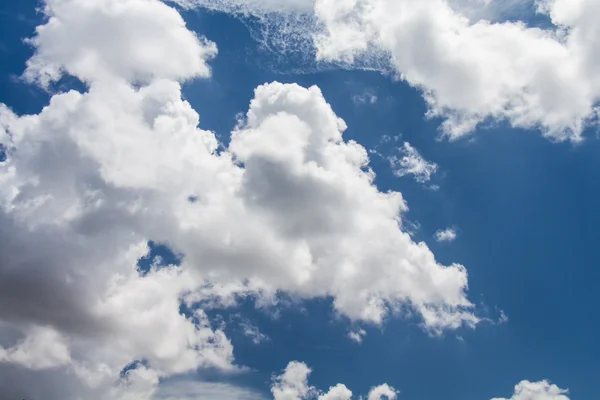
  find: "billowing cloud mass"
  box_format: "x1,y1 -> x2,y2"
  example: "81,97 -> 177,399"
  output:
177,0 -> 600,141
0,0 -> 479,397
492,380 -> 570,400
271,361 -> 397,400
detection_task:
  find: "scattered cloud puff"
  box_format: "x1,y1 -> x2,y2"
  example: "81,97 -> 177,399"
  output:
182,0 -> 600,141
389,142 -> 438,184
492,380 -> 570,400
435,228 -> 458,242
347,328 -> 367,343
0,0 -> 479,397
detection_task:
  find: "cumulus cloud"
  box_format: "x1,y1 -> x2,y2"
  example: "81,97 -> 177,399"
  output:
389,142 -> 438,183
180,0 -> 600,141
271,361 -> 396,400
435,228 -> 458,242
25,0 -> 216,87
492,380 -> 570,400
0,0 -> 480,397
270,366 -> 567,400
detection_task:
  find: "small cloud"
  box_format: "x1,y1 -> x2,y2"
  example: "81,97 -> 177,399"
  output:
389,142 -> 438,184
239,320 -> 269,344
347,328 -> 366,343
434,228 -> 457,242
497,310 -> 509,325
352,92 -> 378,105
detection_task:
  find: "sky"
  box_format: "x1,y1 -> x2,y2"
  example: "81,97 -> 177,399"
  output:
0,0 -> 598,399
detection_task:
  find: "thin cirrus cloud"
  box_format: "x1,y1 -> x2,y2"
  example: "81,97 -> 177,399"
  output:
174,0 -> 600,142
0,0 -> 481,397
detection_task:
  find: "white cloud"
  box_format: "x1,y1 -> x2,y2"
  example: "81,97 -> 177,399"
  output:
271,366 -> 568,400
492,380 -> 570,400
389,142 -> 438,183
0,0 -> 480,397
271,361 -> 396,400
352,93 -> 378,105
181,0 -> 600,141
25,0 -> 216,86
319,384 -> 353,400
272,361 -> 316,400
367,384 -> 398,400
240,320 -> 270,344
435,228 -> 458,242
315,0 -> 600,141
347,328 -> 367,343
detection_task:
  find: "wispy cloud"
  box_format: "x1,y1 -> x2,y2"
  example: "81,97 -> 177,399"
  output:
389,142 -> 438,184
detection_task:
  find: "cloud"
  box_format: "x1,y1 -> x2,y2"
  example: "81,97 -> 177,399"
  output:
180,0 -> 600,141
271,361 -> 396,400
389,142 -> 438,183
347,328 -> 367,343
352,92 -> 378,105
435,228 -> 458,242
239,320 -> 270,344
492,380 -> 570,400
271,366 -> 567,400
25,0 -> 216,87
0,0 -> 479,397
366,384 -> 398,400
155,378 -> 264,400
272,361 -> 315,400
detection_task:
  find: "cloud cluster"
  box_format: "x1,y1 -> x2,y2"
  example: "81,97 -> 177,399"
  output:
271,361 -> 397,400
179,0 -> 600,141
270,362 -> 571,400
0,0 -> 479,397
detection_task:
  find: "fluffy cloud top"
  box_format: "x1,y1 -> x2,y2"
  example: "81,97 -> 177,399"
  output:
313,0 -> 600,140
180,0 -> 600,141
25,0 -> 217,86
0,0 -> 480,397
492,380 -> 570,400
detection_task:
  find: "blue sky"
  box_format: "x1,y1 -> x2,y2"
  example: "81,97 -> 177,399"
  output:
0,0 -> 598,399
